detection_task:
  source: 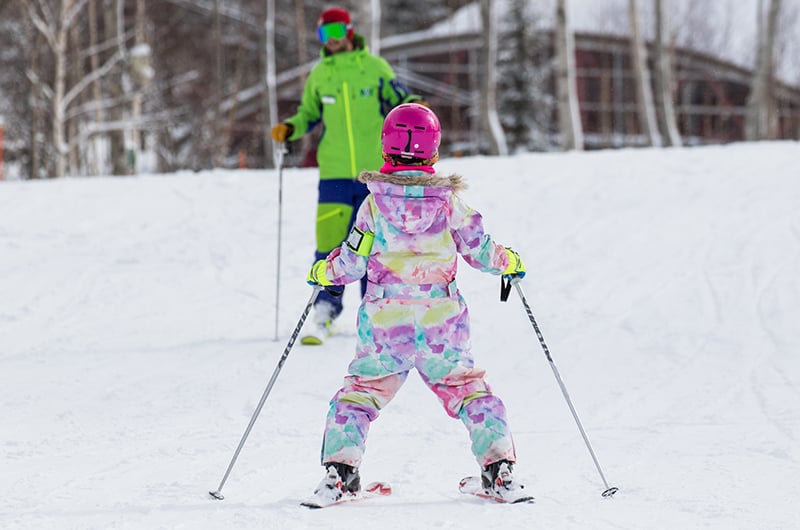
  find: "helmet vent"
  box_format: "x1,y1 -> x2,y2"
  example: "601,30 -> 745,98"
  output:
380,103 -> 441,162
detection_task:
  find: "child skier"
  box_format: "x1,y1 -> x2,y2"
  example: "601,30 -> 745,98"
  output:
304,103 -> 530,506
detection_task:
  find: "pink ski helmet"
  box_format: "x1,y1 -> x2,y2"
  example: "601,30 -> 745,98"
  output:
381,103 -> 441,162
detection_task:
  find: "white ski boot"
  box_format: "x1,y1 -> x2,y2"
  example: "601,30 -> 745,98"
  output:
301,300 -> 336,345
301,463 -> 361,508
481,460 -> 533,503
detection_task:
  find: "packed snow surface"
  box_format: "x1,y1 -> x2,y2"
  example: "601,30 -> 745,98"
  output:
2,142 -> 799,529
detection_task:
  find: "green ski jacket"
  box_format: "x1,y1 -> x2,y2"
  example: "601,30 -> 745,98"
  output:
285,36 -> 418,180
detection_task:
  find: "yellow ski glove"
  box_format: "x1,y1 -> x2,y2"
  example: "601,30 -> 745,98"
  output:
502,248 -> 526,280
307,259 -> 334,286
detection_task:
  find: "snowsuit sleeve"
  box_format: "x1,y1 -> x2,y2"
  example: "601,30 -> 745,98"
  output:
285,70 -> 322,140
323,196 -> 376,284
375,56 -> 418,116
449,194 -> 510,274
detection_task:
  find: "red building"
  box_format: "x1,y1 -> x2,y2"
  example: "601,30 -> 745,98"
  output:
269,28 -> 800,162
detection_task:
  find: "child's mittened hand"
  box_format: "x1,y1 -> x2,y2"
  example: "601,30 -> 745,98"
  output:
502,248 -> 526,280
307,259 -> 334,286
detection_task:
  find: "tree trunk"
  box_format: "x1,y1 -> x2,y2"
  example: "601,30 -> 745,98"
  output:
293,0 -> 313,164
107,0 -> 128,175
68,22 -> 82,175
265,0 -> 278,168
26,16 -> 43,179
555,0 -> 584,150
52,3 -> 69,179
212,0 -> 223,168
746,0 -> 782,141
88,0 -> 102,175
478,0 -> 507,155
653,0 -> 682,146
219,39 -> 245,167
131,0 -> 148,173
628,0 -> 661,147
355,0 -> 381,54
370,0 -> 381,55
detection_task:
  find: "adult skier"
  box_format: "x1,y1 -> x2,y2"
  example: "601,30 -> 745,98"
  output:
271,6 -> 421,344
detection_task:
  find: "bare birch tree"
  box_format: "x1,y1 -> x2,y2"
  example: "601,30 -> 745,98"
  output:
130,0 -> 152,173
87,0 -> 102,174
554,0 -> 583,150
25,0 -> 81,177
293,0 -> 313,164
265,0 -> 279,167
106,0 -> 128,176
25,14 -> 46,179
355,0 -> 382,54
628,0 -> 661,146
653,0 -> 681,147
24,0 -> 134,177
746,0 -> 782,141
211,0 -> 223,167
478,0 -> 508,155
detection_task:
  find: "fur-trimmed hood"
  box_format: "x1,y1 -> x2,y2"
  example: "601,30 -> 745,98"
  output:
358,170 -> 467,192
358,170 -> 467,235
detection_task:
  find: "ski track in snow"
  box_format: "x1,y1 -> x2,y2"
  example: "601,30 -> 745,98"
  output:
2,143 -> 800,529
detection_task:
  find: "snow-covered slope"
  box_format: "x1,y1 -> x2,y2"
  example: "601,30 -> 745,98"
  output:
2,142 -> 799,529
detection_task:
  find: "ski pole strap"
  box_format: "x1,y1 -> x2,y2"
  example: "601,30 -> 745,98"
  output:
500,276 -> 512,302
324,285 -> 344,297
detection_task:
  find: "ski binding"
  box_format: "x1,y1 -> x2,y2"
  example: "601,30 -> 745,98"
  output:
301,481 -> 392,509
458,476 -> 535,504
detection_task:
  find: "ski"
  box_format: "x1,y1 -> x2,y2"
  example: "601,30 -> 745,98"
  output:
301,481 -> 392,509
300,334 -> 325,346
300,321 -> 334,346
300,324 -> 355,345
458,476 -> 535,504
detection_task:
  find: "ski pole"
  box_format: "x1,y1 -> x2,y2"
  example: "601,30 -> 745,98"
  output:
510,279 -> 618,498
209,285 -> 322,500
273,141 -> 288,342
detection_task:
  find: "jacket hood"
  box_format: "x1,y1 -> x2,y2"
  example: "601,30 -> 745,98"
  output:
359,170 -> 466,234
358,170 -> 467,191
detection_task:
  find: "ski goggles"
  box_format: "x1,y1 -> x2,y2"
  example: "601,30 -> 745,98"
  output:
317,22 -> 348,43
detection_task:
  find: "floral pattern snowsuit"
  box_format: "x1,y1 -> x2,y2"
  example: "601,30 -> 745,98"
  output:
318,168 -> 517,468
